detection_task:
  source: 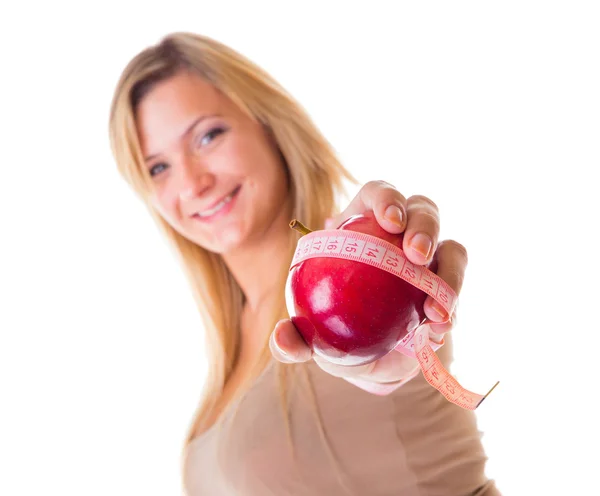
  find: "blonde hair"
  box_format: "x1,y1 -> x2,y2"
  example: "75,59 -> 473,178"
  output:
108,31 -> 357,485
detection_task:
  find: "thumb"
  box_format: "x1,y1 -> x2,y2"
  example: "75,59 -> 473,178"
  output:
269,319 -> 313,363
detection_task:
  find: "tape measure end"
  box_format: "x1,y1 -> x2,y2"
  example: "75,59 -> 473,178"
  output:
475,380 -> 500,409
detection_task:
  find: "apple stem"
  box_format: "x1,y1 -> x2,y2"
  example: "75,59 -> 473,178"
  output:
289,219 -> 313,236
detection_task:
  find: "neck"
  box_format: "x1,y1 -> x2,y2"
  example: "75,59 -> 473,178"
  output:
222,201 -> 294,317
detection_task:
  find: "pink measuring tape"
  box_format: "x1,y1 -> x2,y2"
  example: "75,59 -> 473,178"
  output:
290,228 -> 499,410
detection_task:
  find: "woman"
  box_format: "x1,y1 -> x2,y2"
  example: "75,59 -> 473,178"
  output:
109,32 -> 499,495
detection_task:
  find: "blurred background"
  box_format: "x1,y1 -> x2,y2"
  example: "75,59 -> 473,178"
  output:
1,1 -> 598,494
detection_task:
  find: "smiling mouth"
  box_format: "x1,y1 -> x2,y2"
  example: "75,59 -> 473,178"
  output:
194,185 -> 241,219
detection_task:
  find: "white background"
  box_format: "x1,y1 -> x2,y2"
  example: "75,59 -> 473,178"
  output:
1,1 -> 598,494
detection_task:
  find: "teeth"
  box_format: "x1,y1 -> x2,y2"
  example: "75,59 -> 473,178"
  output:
197,190 -> 235,218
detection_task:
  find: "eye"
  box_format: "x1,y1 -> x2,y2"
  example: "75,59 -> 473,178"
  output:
196,126 -> 227,148
149,162 -> 168,177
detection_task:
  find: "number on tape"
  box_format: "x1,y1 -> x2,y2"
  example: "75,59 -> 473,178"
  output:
290,229 -> 499,410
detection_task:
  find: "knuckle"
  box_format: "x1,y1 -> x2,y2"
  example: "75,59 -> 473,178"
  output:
439,239 -> 469,264
409,210 -> 439,226
408,194 -> 439,212
447,267 -> 465,288
366,180 -> 396,192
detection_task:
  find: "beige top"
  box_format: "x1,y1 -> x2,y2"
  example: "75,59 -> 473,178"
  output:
183,335 -> 500,495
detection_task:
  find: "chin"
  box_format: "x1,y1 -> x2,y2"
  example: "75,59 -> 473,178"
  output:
202,226 -> 249,255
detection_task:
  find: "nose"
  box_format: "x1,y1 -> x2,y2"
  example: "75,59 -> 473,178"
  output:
177,154 -> 213,202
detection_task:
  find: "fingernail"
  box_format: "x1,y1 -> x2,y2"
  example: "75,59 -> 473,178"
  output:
411,233 -> 432,259
384,205 -> 404,227
273,323 -> 288,356
431,301 -> 447,321
324,217 -> 335,229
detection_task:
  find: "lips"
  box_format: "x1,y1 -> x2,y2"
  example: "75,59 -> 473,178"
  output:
192,185 -> 241,220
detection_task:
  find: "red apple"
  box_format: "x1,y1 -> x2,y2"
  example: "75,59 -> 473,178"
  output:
286,211 -> 432,366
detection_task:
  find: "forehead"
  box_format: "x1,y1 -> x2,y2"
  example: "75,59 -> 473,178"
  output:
135,71 -> 228,156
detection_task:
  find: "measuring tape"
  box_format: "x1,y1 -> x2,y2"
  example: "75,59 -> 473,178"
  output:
290,228 -> 498,410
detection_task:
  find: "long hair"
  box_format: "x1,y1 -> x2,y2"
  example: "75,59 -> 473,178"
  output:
108,30 -> 358,483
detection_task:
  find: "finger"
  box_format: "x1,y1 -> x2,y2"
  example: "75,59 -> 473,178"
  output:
269,320 -> 313,363
428,309 -> 458,336
424,239 -> 468,322
401,195 -> 440,265
325,180 -> 408,234
313,349 -> 420,383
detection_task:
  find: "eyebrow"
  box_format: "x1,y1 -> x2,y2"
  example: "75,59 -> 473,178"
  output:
144,114 -> 218,162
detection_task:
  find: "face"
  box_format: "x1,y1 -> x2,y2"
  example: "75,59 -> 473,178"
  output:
136,70 -> 290,254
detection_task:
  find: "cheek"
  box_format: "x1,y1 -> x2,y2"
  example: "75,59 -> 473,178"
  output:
244,143 -> 288,194
150,187 -> 179,224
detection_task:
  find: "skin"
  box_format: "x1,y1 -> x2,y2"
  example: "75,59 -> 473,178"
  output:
136,70 -> 293,317
272,183 -> 468,383
136,70 -> 469,386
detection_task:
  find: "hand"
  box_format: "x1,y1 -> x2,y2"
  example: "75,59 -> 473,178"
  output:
270,180 -> 468,390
